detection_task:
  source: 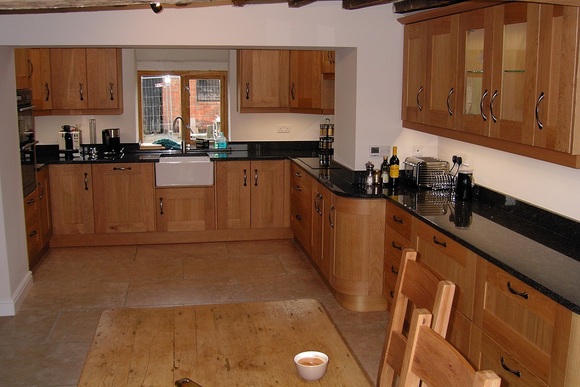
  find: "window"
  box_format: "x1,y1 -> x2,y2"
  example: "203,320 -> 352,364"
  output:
138,71 -> 228,144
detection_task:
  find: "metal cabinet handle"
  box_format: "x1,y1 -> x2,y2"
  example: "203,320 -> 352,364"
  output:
433,236 -> 447,247
159,197 -> 164,215
113,167 -> 132,171
27,58 -> 33,78
291,82 -> 296,100
446,87 -> 454,116
45,82 -> 50,102
254,169 -> 258,186
329,205 -> 335,228
507,281 -> 529,299
243,169 -> 247,186
389,290 -> 394,299
295,185 -> 302,192
391,265 -> 399,275
490,90 -> 498,123
391,241 -> 402,251
295,214 -> 302,221
392,215 -> 403,224
416,86 -> 424,112
535,92 -> 545,129
109,83 -> 114,101
245,82 -> 250,100
295,172 -> 302,177
84,172 -> 89,191
27,198 -> 35,205
29,230 -> 37,237
38,182 -> 45,200
480,89 -> 488,121
79,83 -> 84,101
500,356 -> 521,377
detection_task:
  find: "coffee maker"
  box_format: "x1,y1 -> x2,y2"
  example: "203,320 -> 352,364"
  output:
102,128 -> 121,155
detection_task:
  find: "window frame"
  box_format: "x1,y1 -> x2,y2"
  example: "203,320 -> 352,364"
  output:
137,70 -> 229,143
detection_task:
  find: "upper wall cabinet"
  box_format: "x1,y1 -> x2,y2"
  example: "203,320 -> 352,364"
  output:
237,49 -> 335,115
399,2 -> 580,168
15,47 -> 123,116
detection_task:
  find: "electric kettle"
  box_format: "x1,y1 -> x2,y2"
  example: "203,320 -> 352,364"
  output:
455,166 -> 474,201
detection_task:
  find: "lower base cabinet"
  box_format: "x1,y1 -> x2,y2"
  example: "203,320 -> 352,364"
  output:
23,190 -> 42,268
155,187 -> 215,232
328,195 -> 387,312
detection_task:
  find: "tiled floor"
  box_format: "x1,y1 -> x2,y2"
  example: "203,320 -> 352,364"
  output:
0,239 -> 388,386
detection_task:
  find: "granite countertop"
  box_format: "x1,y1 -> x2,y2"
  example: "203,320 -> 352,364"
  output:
293,158 -> 580,314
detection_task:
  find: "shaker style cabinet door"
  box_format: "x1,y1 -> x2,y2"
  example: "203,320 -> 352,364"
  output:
238,50 -> 290,112
92,163 -> 155,233
402,22 -> 428,124
49,164 -> 95,235
50,48 -> 89,110
155,187 -> 216,232
29,48 -> 53,112
216,160 -> 252,230
86,48 -> 122,111
289,50 -> 323,111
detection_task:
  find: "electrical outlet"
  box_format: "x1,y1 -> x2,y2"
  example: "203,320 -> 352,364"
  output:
412,145 -> 424,156
277,125 -> 291,133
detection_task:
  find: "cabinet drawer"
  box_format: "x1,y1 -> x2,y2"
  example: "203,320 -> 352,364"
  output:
24,190 -> 39,227
414,218 -> 477,319
386,202 -> 412,239
290,200 -> 312,252
385,225 -> 412,260
476,260 -> 557,383
475,328 -> 548,387
290,162 -> 312,191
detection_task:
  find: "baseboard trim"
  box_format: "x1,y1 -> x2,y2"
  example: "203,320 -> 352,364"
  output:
0,270 -> 34,316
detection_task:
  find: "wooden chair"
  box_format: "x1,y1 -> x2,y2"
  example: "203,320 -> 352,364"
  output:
377,248 -> 456,387
399,308 -> 501,387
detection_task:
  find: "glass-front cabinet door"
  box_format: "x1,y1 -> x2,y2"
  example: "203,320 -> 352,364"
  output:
457,8 -> 493,136
488,3 -> 539,145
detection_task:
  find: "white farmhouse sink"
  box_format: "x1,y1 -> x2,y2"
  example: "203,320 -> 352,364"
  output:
155,156 -> 214,186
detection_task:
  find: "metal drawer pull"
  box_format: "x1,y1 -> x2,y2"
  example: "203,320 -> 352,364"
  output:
392,215 -> 403,224
480,89 -> 488,121
254,169 -> 258,186
391,241 -> 402,251
245,82 -> 250,100
329,205 -> 335,228
391,265 -> 399,275
79,83 -> 84,101
490,90 -> 498,123
243,169 -> 247,186
295,172 -> 302,177
45,82 -> 50,101
295,214 -> 302,221
291,82 -> 296,100
113,167 -> 132,171
29,230 -> 37,237
446,87 -> 454,116
109,83 -> 115,100
416,86 -> 424,111
27,198 -> 35,205
500,356 -> 521,377
507,282 -> 529,299
159,198 -> 164,215
535,92 -> 545,129
433,236 -> 447,247
295,185 -> 302,191
84,172 -> 89,191
389,290 -> 394,299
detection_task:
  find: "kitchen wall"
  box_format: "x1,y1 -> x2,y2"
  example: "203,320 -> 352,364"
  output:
0,1 -> 580,315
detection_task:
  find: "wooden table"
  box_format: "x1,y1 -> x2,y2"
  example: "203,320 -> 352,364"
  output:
79,299 -> 372,386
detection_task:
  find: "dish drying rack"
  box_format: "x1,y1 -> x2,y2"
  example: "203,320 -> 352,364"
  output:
403,156 -> 454,190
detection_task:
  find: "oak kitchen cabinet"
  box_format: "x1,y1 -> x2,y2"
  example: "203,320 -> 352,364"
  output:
216,160 -> 290,230
36,166 -> 53,253
50,163 -> 154,235
471,259 -> 579,387
23,189 -> 42,269
399,2 -> 580,168
15,47 -> 123,115
237,49 -> 290,113
237,49 -> 334,114
155,187 -> 216,232
312,180 -> 332,280
290,162 -> 312,255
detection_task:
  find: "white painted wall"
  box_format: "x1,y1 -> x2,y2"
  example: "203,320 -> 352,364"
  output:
0,1 -> 579,314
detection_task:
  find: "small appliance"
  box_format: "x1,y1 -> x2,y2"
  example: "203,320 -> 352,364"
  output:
102,128 -> 121,155
58,130 -> 81,152
404,156 -> 452,190
455,166 -> 474,201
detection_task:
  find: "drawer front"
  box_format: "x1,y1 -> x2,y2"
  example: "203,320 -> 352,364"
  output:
385,225 -> 412,260
290,162 -> 312,191
477,329 -> 548,387
290,199 -> 312,251
386,202 -> 412,239
24,190 -> 39,227
414,218 -> 477,319
478,261 -> 555,383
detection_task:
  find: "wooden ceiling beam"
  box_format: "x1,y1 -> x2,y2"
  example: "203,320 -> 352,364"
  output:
393,0 -> 467,13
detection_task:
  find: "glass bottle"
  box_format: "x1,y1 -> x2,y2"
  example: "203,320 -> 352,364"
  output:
380,156 -> 390,187
389,146 -> 400,186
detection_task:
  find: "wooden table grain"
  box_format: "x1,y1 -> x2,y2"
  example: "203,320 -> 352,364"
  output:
78,299 -> 372,386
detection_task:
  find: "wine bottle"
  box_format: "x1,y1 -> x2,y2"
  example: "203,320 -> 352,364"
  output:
389,146 -> 399,186
380,156 -> 390,187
